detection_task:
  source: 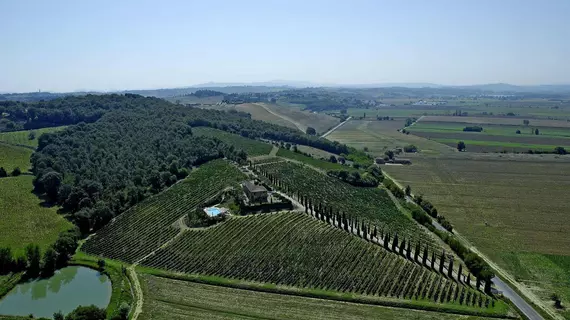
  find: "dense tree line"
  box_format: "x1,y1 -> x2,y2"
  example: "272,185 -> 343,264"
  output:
0,93 -> 158,132
0,229 -> 79,278
187,108 -> 350,154
327,166 -> 383,187
28,94 -> 350,233
189,89 -> 225,97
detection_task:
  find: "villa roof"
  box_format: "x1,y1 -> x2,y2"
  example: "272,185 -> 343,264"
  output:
243,181 -> 267,193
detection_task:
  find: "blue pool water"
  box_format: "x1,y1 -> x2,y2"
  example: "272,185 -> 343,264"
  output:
205,207 -> 221,216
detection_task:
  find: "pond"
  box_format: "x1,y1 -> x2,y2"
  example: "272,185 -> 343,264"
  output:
0,266 -> 112,318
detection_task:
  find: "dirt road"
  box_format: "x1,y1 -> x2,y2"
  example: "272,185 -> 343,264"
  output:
321,117 -> 352,137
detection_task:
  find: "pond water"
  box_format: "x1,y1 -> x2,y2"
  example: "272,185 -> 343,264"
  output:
0,266 -> 112,318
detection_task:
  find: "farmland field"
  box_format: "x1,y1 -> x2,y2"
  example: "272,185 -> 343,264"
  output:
234,103 -> 298,129
383,155 -> 570,319
0,144 -> 33,173
419,116 -> 570,128
408,119 -> 570,152
260,103 -> 340,134
326,120 -> 454,156
139,274 -> 498,320
82,160 -> 246,263
0,175 -> 73,255
256,161 -> 435,246
0,126 -> 67,148
192,127 -> 273,157
141,212 -> 496,314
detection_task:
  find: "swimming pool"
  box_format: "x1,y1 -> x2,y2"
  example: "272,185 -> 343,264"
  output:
204,207 -> 222,217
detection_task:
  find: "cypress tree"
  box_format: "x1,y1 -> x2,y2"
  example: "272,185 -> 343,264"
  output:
431,251 -> 435,269
484,278 -> 491,294
457,264 -> 463,282
384,233 -> 390,249
373,226 -> 377,238
439,250 -> 445,273
476,277 -> 481,290
406,240 -> 411,259
399,239 -> 405,255
414,242 -> 420,261
422,245 -> 428,265
392,233 -> 398,251
466,274 -> 471,286
448,257 -> 454,278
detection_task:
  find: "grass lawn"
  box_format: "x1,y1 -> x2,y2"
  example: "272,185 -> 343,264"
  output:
0,126 -> 67,148
501,252 -> 570,320
0,175 -> 73,255
138,273 -> 500,320
0,144 -> 33,173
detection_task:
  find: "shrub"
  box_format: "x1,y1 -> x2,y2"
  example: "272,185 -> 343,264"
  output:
463,126 -> 483,132
11,167 -> 21,176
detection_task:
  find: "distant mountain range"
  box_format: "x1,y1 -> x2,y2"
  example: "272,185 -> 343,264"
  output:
189,81 -> 570,93
3,82 -> 570,101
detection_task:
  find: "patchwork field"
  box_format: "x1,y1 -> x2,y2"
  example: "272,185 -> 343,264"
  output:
0,175 -> 73,255
193,127 -> 273,157
0,144 -> 33,173
139,274 -> 498,320
344,102 -> 570,120
409,119 -> 570,152
420,116 -> 570,128
0,126 -> 67,148
383,155 -> 570,319
327,120 -> 455,155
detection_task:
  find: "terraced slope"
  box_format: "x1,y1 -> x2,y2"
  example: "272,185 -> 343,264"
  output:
256,161 -> 436,247
141,212 -> 499,314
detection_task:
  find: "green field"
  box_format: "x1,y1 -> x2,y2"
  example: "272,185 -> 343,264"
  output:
276,148 -> 356,171
0,126 -> 67,148
344,101 -> 570,120
139,274 -> 498,320
82,160 -> 246,263
0,144 -> 33,173
193,127 -> 273,156
432,138 -> 569,151
141,212 -> 496,314
410,121 -> 570,137
383,155 -> 570,319
0,176 -> 73,255
408,121 -> 570,152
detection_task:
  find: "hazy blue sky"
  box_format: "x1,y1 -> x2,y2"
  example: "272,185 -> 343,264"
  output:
1,0 -> 569,92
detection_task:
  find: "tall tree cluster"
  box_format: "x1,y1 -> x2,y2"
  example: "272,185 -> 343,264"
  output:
28,94 -> 352,234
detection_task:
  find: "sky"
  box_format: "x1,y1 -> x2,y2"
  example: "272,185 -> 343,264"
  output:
1,0 -> 570,92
